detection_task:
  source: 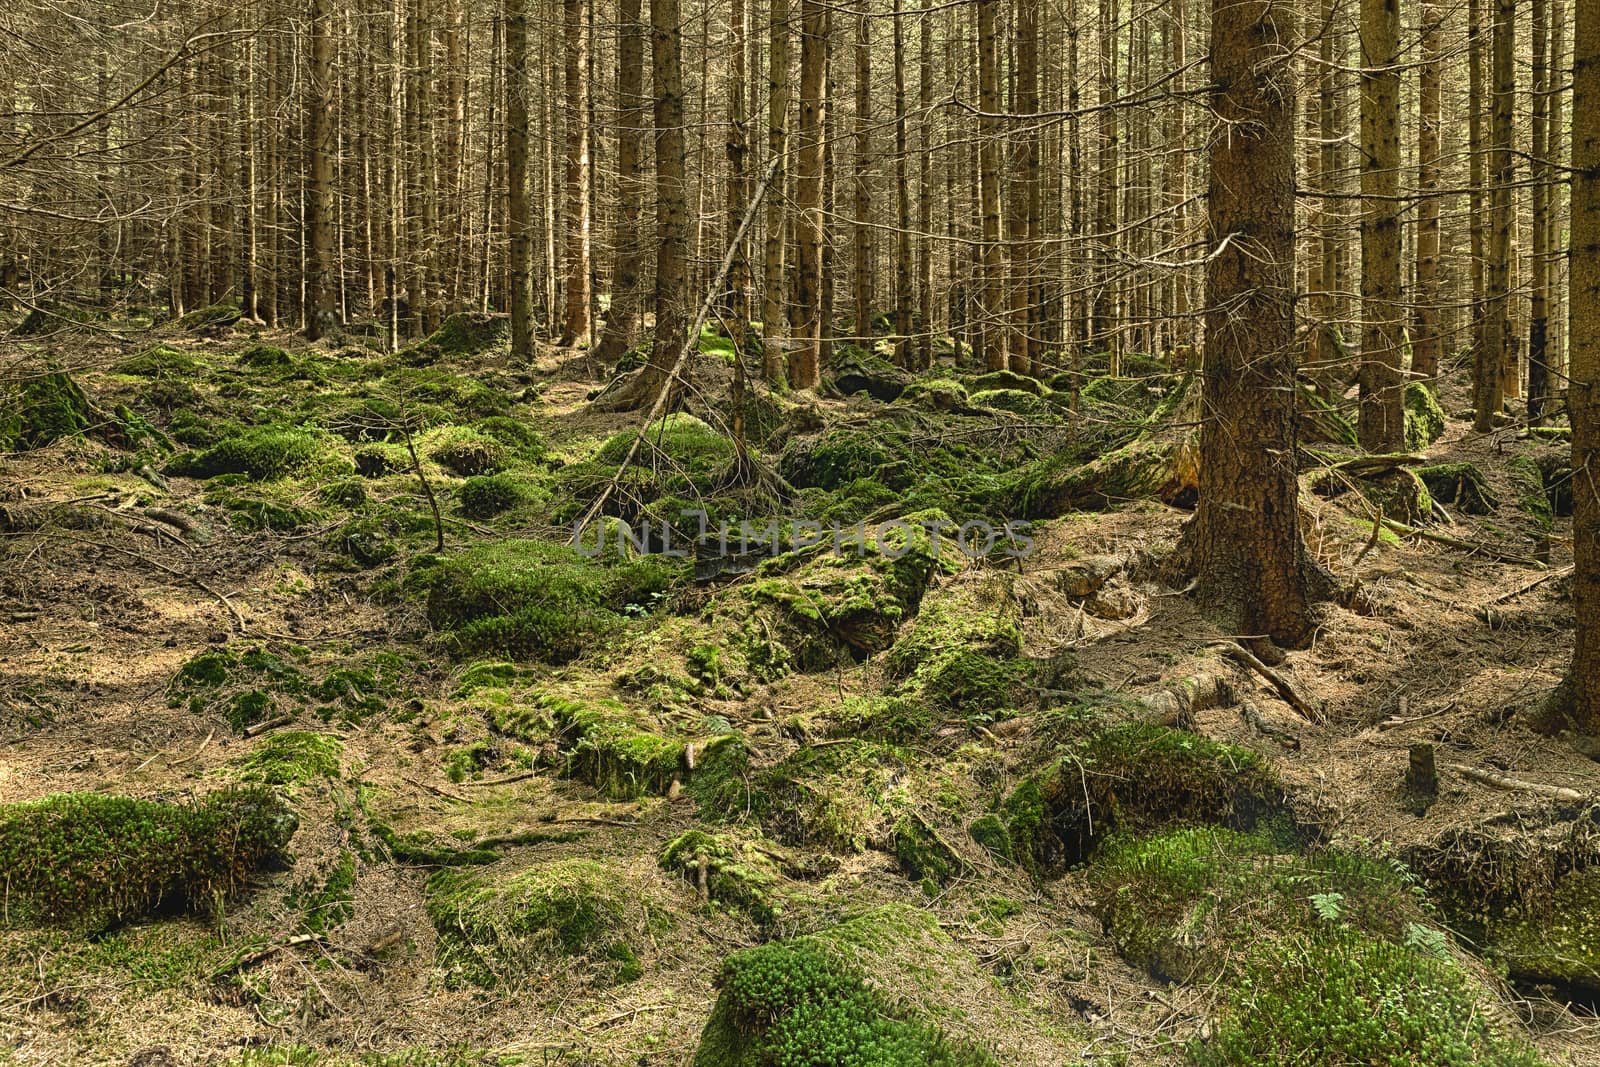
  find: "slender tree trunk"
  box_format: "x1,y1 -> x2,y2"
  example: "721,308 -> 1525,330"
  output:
1529,0 -> 1552,421
1010,0 -> 1039,373
1357,0 -> 1404,451
1184,0 -> 1324,649
305,0 -> 337,340
506,0 -> 533,360
1476,0 -> 1514,430
914,0 -> 934,370
726,0 -> 751,348
559,0 -> 592,345
1413,0 -> 1442,381
851,2 -> 872,346
976,0 -> 1005,371
649,0 -> 690,393
891,0 -> 913,365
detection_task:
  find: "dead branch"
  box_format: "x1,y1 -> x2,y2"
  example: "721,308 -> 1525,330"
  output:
1444,763 -> 1587,803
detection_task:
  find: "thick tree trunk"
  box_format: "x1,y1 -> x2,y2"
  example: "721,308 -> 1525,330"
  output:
1010,0 -> 1039,374
593,0 -> 647,366
1182,0 -> 1324,649
914,0 -> 934,371
649,0 -> 690,395
759,0 -> 791,382
1412,0 -> 1443,382
1552,0 -> 1600,732
1357,0 -> 1403,451
789,0 -> 827,390
1476,0 -> 1515,430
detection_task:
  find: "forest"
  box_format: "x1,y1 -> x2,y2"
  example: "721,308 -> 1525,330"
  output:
2,0 -> 1600,1061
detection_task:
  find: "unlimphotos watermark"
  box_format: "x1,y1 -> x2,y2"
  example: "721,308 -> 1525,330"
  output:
572,511 -> 1035,560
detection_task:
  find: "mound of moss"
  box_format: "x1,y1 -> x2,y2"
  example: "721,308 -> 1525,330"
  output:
970,388 -> 1051,417
1485,869 -> 1600,994
178,301 -> 242,333
232,731 -> 343,785
167,426 -> 323,480
429,429 -> 505,475
170,645 -> 408,730
967,369 -> 1046,396
886,574 -> 1029,716
415,540 -> 678,662
1508,454 -> 1555,530
545,693 -> 687,799
1418,461 -> 1498,515
0,371 -> 96,451
114,345 -> 200,378
0,787 -> 296,930
426,857 -> 641,988
719,739 -> 906,853
1002,717 -> 1285,874
458,473 -> 527,518
1090,827 -> 1543,1066
400,312 -> 508,364
693,904 -> 998,1066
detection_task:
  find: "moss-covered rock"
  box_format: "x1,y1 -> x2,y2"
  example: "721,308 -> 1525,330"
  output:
693,904 -> 999,1067
166,426 -> 324,480
415,539 -> 679,662
428,428 -> 505,475
1508,454 -> 1555,531
967,369 -> 1046,396
1004,716 -> 1285,874
238,343 -> 295,369
400,312 -> 508,364
886,573 -> 1029,716
178,301 -> 242,333
895,378 -> 971,411
1486,869 -> 1600,994
0,371 -> 96,451
1404,382 -> 1448,451
546,693 -> 686,799
659,829 -> 785,922
827,346 -> 914,401
0,787 -> 295,931
970,388 -> 1051,417
1418,461 -> 1499,515
426,857 -> 641,988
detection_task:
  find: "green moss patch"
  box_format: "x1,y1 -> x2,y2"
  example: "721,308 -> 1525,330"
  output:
1418,461 -> 1499,514
458,472 -> 529,518
426,857 -> 642,988
114,344 -> 200,377
415,539 -> 679,662
1090,827 -> 1543,1066
0,787 -> 295,931
166,426 -> 324,480
1003,717 -> 1285,874
399,312 -> 508,364
1486,869 -> 1600,994
428,428 -> 505,475
886,573 -> 1029,716
1404,382 -> 1448,451
547,693 -> 686,799
693,904 -> 999,1066
232,731 -> 344,785
0,371 -> 95,451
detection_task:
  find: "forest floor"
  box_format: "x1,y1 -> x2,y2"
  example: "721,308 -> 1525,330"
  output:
2,315 -> 1600,1066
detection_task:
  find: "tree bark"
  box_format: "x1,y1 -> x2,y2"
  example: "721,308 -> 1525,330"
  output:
760,0 -> 791,382
1476,0 -> 1515,430
505,0 -> 533,360
1529,0 -> 1552,421
593,0 -> 648,366
558,0 -> 593,346
1357,0 -> 1403,451
1182,0 -> 1324,649
789,0 -> 827,389
975,0 -> 1004,371
304,0 -> 337,340
1412,0 -> 1442,382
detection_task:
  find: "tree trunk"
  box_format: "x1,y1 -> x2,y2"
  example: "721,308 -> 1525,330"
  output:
1475,0 -> 1515,430
305,0 -> 337,340
1529,0 -> 1552,421
1552,0 -> 1600,732
593,0 -> 648,366
1010,0 -> 1039,374
851,2 -> 872,347
789,0 -> 827,389
1182,0 -> 1324,649
1357,0 -> 1403,451
1412,0 -> 1443,381
506,0 -> 533,360
975,0 -> 1004,371
760,0 -> 791,382
649,0 -> 690,395
558,0 -> 592,346
891,0 -> 914,366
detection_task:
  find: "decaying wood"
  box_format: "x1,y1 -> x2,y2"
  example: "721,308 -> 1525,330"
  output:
1381,516 -> 1545,567
1239,698 -> 1301,749
1444,763 -> 1587,802
1214,641 -> 1323,723
1139,672 -> 1233,727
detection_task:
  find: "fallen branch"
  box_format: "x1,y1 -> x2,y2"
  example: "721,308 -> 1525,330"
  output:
1138,672 -> 1233,727
1480,566 -> 1573,607
1381,517 -> 1545,567
1239,698 -> 1301,749
243,714 -> 295,738
214,933 -> 326,977
1215,642 -> 1323,723
1444,763 -> 1587,803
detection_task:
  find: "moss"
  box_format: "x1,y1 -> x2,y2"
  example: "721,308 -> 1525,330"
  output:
333,515 -> 397,567
289,850 -> 357,934
400,312 -> 508,363
967,814 -> 1013,863
169,646 -> 306,730
967,369 -> 1046,396
205,482 -> 324,531
895,378 -> 972,410
970,387 -> 1050,417
458,472 -> 526,517
239,343 -> 294,369
472,415 -> 547,458
114,344 -> 199,377
688,734 -> 754,818
416,539 -> 679,662
1403,382 -> 1448,451
1487,869 -> 1600,992
166,426 -> 323,480
829,695 -> 936,743
1418,461 -> 1498,514
426,428 -> 504,476
660,829 -> 785,923
1298,385 -> 1360,447
178,301 -> 242,332
0,371 -> 94,451
425,857 -> 638,988
1006,717 -> 1285,874
0,787 -> 295,931
354,443 -> 406,477
886,574 -> 1028,716
232,731 -> 343,785
693,905 -> 998,1067
548,694 -> 686,799
454,660 -> 522,696
893,815 -> 966,887
1088,827 -> 1544,1066
737,740 -> 906,852
1508,454 -> 1555,530
320,478 -> 367,508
